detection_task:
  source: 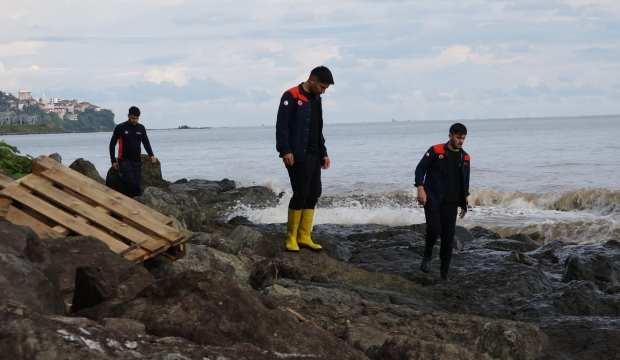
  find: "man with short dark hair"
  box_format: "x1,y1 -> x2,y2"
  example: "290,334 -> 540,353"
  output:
109,106 -> 157,197
414,123 -> 470,280
276,66 -> 334,252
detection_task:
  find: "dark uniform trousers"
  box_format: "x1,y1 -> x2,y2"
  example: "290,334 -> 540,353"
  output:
287,153 -> 322,210
424,201 -> 458,270
119,160 -> 142,198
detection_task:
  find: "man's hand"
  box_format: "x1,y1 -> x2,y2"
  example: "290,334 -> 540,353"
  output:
282,153 -> 294,167
112,161 -> 119,170
322,156 -> 331,170
459,198 -> 469,219
416,186 -> 427,206
149,155 -> 158,164
459,206 -> 467,219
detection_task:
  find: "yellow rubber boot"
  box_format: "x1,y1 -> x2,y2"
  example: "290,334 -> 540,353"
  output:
286,209 -> 302,252
298,209 -> 322,250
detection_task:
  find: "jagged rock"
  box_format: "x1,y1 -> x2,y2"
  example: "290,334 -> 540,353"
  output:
138,187 -> 206,230
69,158 -> 104,183
0,304 -> 303,359
86,271 -> 367,359
48,153 -> 62,163
553,280 -> 620,316
540,317 -> 620,360
563,249 -> 620,288
140,154 -> 168,189
469,226 -> 501,239
105,167 -> 127,194
0,221 -> 64,314
43,236 -> 154,309
480,237 -> 541,253
138,183 -> 278,231
228,225 -> 266,255
72,267 -> 116,312
169,178 -> 235,193
102,318 -> 146,336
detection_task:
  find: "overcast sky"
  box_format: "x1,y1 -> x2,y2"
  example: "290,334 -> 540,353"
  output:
1,0 -> 619,128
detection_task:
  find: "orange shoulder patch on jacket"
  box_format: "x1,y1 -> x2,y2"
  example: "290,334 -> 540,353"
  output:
432,143 -> 446,155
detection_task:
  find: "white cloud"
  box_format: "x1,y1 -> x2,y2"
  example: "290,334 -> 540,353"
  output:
0,41 -> 44,57
292,45 -> 342,71
144,66 -> 188,87
436,45 -> 520,66
146,0 -> 186,6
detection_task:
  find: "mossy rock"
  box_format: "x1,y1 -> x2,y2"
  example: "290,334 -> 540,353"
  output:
0,141 -> 32,178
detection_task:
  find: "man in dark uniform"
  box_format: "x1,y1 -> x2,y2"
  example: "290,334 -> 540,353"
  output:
276,66 -> 333,252
414,123 -> 470,280
109,106 -> 157,197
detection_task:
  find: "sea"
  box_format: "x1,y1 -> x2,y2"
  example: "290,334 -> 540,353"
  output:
3,115 -> 619,244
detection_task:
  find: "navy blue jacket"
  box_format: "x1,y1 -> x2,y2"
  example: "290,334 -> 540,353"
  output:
109,121 -> 154,163
276,84 -> 327,162
414,143 -> 470,208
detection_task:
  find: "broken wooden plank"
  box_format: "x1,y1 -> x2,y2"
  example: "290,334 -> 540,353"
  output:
19,175 -> 168,252
0,183 -> 130,254
38,168 -> 182,243
32,156 -> 173,224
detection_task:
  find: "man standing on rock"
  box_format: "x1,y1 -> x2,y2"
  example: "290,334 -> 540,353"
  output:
109,106 -> 157,197
276,66 -> 334,252
415,123 -> 470,280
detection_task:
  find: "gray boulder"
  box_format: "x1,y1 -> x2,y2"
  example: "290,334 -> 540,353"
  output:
69,158 -> 104,183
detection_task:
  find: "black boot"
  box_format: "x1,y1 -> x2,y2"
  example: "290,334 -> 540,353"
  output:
420,257 -> 431,273
440,261 -> 450,280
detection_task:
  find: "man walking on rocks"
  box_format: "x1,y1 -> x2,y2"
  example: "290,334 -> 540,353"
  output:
276,66 -> 334,252
415,123 -> 470,280
109,106 -> 157,197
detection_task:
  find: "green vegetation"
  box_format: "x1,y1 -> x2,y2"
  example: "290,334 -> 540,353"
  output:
64,109 -> 115,132
0,141 -> 32,178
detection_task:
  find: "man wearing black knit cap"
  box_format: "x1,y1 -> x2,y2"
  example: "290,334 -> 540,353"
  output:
276,66 -> 334,252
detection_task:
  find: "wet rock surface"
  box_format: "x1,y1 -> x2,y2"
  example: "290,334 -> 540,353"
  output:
1,177 -> 618,359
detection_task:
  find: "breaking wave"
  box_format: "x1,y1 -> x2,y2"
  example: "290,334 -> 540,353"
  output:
469,188 -> 620,214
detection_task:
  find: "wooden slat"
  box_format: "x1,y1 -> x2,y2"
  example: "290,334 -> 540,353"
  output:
32,156 -> 173,223
0,183 -> 130,254
0,173 -> 13,189
0,197 -> 11,217
122,247 -> 150,262
19,175 -> 168,252
4,205 -> 62,239
38,168 -> 182,243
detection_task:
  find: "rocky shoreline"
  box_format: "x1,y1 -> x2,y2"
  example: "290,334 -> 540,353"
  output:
0,158 -> 618,359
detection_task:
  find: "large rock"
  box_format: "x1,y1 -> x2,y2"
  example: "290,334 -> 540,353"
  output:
69,158 -> 104,183
138,181 -> 279,230
140,154 -> 168,189
138,187 -> 206,230
87,271 -> 367,359
43,236 -> 154,310
0,304 -> 302,359
0,221 -> 64,314
540,317 -> 620,360
562,241 -> 620,290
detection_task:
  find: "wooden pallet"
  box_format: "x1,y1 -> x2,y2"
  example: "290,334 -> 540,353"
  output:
0,156 -> 189,263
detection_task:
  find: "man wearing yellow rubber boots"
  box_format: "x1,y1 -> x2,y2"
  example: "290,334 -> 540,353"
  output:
276,66 -> 333,251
